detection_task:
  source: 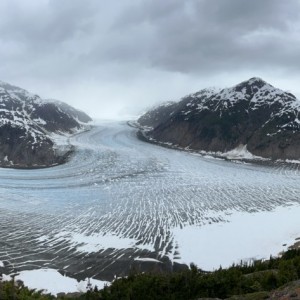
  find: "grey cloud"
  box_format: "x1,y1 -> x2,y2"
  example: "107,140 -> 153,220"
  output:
2,0 -> 300,76
0,0 -> 96,44
197,0 -> 298,30
108,0 -> 300,74
0,0 -> 300,118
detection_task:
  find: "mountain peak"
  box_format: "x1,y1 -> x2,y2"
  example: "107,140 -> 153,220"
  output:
0,81 -> 92,168
238,77 -> 267,88
232,77 -> 269,96
138,78 -> 300,161
246,77 -> 267,85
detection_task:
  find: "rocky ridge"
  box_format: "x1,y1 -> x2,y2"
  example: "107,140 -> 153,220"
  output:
137,78 -> 300,161
0,81 -> 92,168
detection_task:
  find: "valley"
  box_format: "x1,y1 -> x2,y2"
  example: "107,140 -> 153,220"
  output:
1,121 -> 300,285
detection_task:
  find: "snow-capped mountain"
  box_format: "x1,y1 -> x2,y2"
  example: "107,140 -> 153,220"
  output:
0,81 -> 92,168
137,78 -> 300,160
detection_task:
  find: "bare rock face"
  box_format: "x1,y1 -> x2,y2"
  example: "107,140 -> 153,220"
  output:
137,78 -> 300,160
0,81 -> 92,168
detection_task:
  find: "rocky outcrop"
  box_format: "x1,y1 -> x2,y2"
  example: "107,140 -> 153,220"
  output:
0,81 -> 92,168
137,78 -> 300,161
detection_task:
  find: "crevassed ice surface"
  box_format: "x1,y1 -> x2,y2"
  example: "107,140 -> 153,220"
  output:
0,121 -> 300,280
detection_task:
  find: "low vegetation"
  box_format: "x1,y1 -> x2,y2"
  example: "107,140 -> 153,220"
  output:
1,249 -> 300,299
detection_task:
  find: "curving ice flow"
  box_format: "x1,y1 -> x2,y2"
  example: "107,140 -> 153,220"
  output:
0,121 -> 300,282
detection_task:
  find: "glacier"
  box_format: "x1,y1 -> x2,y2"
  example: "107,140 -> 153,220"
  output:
0,121 -> 300,285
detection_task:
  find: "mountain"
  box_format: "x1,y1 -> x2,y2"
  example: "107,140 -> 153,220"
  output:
137,78 -> 300,161
0,81 -> 92,168
137,101 -> 177,128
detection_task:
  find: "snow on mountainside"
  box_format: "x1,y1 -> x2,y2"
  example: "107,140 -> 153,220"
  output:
137,78 -> 300,160
137,87 -> 221,129
0,81 -> 92,168
137,101 -> 177,129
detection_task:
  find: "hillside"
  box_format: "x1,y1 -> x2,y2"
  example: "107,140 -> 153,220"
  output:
137,78 -> 300,161
0,81 -> 92,168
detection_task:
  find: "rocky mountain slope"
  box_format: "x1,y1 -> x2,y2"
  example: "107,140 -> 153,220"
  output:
138,101 -> 177,128
0,81 -> 92,168
137,78 -> 300,161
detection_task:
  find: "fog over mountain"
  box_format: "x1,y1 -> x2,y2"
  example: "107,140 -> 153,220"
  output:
1,0 -> 300,119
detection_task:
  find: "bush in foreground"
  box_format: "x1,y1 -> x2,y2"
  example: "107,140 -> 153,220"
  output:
1,249 -> 300,299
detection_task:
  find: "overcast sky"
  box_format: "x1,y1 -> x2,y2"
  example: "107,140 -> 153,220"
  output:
1,0 -> 300,119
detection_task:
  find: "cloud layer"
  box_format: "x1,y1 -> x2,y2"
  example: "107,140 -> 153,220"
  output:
1,0 -> 300,118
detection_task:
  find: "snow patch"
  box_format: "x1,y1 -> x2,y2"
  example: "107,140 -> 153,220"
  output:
53,231 -> 154,253
172,204 -> 300,271
222,144 -> 262,160
155,139 -> 266,162
3,269 -> 109,296
284,159 -> 300,164
134,257 -> 162,263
